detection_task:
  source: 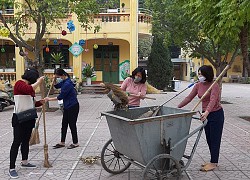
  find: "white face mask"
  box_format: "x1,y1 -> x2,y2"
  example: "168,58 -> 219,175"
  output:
198,76 -> 206,83
134,76 -> 142,83
56,77 -> 63,84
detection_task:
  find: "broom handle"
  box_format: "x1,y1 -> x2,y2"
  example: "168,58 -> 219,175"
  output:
36,78 -> 55,125
191,65 -> 230,111
129,93 -> 156,100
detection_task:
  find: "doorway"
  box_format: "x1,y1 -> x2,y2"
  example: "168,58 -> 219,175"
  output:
94,45 -> 119,83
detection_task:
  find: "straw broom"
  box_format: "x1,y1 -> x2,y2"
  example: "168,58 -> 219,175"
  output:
29,78 -> 55,146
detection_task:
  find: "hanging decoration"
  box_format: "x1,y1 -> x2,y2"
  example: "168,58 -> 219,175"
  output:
67,20 -> 75,33
45,38 -> 50,53
53,39 -> 58,44
1,47 -> 5,53
79,39 -> 85,46
45,47 -> 50,52
93,30 -> 98,49
0,27 -> 10,37
93,44 -> 98,49
62,30 -> 67,36
84,25 -> 89,52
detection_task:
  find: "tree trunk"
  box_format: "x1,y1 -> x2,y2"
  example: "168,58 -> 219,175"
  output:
239,24 -> 249,77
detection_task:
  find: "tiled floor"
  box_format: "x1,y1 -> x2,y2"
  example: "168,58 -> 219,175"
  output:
1,82 -> 250,179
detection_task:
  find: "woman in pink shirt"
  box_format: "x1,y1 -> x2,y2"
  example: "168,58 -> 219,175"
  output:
178,65 -> 224,172
121,67 -> 147,108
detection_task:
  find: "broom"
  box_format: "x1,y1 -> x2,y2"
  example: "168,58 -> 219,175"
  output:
100,83 -> 156,109
139,65 -> 230,118
29,78 -> 55,145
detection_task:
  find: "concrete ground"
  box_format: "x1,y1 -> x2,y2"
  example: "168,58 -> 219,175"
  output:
1,81 -> 250,180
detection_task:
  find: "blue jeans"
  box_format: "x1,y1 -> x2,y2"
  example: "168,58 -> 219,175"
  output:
204,108 -> 224,163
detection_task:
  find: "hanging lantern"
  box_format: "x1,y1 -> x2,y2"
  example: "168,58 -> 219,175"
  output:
46,39 -> 50,44
62,30 -> 67,36
45,47 -> 49,52
59,42 -> 63,47
0,27 -> 10,37
79,39 -> 85,46
1,47 -> 5,53
53,39 -> 58,44
93,44 -> 98,49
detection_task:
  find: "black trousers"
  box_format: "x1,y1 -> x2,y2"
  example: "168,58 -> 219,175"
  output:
10,117 -> 35,169
61,103 -> 79,144
204,108 -> 224,163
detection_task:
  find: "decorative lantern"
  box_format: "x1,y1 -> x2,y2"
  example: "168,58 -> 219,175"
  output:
1,47 -> 5,53
93,44 -> 98,49
67,20 -> 75,33
46,39 -> 50,44
79,39 -> 85,46
59,43 -> 63,47
62,30 -> 67,36
45,47 -> 49,52
53,39 -> 58,44
0,27 -> 10,37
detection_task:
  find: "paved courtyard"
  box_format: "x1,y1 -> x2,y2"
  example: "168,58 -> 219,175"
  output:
1,81 -> 250,180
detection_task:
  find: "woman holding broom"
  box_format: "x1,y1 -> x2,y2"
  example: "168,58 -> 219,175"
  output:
9,68 -> 44,179
178,65 -> 224,172
44,68 -> 79,149
121,67 -> 147,108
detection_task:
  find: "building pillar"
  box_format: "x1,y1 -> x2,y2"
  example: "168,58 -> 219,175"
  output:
130,0 -> 138,72
15,47 -> 25,80
72,14 -> 82,81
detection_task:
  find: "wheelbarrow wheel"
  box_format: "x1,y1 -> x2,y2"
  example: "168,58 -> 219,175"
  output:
101,138 -> 131,174
142,154 -> 182,180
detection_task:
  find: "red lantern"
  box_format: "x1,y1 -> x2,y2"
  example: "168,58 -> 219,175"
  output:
45,47 -> 49,52
62,30 -> 67,36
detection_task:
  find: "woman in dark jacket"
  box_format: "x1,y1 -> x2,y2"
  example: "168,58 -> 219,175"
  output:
44,68 -> 79,149
9,68 -> 44,179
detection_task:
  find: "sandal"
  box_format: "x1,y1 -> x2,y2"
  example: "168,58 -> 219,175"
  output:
53,144 -> 65,149
67,144 -> 79,149
200,163 -> 217,172
201,162 -> 210,167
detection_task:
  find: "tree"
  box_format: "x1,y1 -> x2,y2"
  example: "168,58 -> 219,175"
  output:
145,0 -> 240,76
0,0 -> 118,67
147,35 -> 173,90
184,0 -> 250,76
138,37 -> 152,59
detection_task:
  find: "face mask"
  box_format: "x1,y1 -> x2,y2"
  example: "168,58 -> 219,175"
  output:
134,76 -> 142,83
198,76 -> 206,83
56,77 -> 63,84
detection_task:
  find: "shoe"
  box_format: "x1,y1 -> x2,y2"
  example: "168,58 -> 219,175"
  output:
9,169 -> 19,179
20,162 -> 37,169
201,162 -> 210,167
67,144 -> 79,149
53,143 -> 65,149
200,163 -> 217,172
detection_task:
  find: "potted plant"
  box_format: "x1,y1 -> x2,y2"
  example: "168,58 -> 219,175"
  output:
190,71 -> 197,83
51,52 -> 63,69
82,64 -> 95,85
121,3 -> 125,12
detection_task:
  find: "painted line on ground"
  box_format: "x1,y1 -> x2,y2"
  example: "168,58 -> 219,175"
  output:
65,102 -> 111,180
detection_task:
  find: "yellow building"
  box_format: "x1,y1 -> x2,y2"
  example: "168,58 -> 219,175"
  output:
0,0 -> 152,89
173,49 -> 244,83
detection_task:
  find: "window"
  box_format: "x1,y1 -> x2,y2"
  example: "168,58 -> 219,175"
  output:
43,45 -> 69,68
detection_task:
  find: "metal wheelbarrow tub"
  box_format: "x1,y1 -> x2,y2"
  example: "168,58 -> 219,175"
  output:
101,106 -> 196,165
